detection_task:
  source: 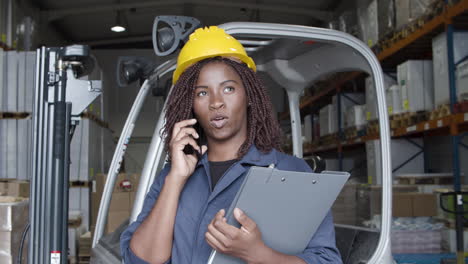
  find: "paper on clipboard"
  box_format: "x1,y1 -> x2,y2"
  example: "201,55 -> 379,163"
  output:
207,166 -> 350,264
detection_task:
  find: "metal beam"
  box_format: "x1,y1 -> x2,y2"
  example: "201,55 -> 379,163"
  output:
43,0 -> 333,22
85,35 -> 152,46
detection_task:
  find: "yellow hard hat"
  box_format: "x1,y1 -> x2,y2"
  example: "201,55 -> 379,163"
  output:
172,26 -> 256,84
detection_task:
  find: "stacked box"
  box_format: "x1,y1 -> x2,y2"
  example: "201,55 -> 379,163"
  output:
78,232 -> 92,259
442,229 -> 468,252
395,0 -> 434,29
338,9 -> 360,38
392,230 -> 442,253
432,31 -> 468,107
397,60 -> 434,112
357,0 -> 395,47
456,59 -> 468,102
0,197 -> 28,264
0,0 -> 17,48
0,119 -> 33,180
303,114 -> 312,143
365,74 -> 397,120
346,105 -> 367,129
332,183 -> 359,225
69,187 -> 91,231
68,225 -> 85,261
319,105 -> 334,136
0,180 -> 29,197
70,118 -> 115,182
3,51 -> 17,112
356,185 -> 419,224
386,85 -> 403,115
366,138 -> 424,184
92,173 -> 140,234
331,93 -> 365,132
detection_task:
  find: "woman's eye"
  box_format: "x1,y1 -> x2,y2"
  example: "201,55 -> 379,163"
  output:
224,87 -> 235,93
196,91 -> 207,97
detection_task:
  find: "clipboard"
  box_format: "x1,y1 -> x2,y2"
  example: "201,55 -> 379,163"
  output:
207,166 -> 350,264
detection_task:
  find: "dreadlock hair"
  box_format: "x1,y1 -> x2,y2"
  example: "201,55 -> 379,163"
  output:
162,56 -> 283,159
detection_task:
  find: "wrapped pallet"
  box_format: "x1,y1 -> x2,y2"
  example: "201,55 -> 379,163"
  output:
0,197 -> 28,264
331,93 -> 365,131
357,0 -> 395,47
432,31 -> 468,107
397,60 -> 434,112
366,74 -> 397,120
346,105 -> 367,129
395,0 -> 434,29
386,85 -> 403,115
319,105 -> 334,136
456,59 -> 468,102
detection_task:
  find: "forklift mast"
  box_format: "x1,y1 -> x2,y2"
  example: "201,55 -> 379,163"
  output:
29,45 -> 101,264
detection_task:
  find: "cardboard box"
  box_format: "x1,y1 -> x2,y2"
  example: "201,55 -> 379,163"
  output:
109,192 -> 131,212
0,197 -> 29,264
0,179 -> 29,197
393,193 -> 414,217
413,193 -> 437,217
356,185 -> 420,223
106,211 -> 130,234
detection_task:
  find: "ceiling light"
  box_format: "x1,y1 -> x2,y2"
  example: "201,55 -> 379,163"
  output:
111,12 -> 126,32
111,25 -> 126,32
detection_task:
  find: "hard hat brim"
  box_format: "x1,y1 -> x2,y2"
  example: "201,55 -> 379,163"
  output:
172,53 -> 256,84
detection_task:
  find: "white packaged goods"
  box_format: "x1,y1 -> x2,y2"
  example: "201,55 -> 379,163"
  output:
346,105 -> 367,128
338,9 -> 360,37
69,118 -> 115,182
303,115 -> 312,143
432,31 -> 468,106
0,119 -> 32,180
332,93 -> 365,131
0,197 -> 28,264
4,51 -> 17,112
395,0 -> 433,29
442,229 -> 468,252
69,187 -> 90,231
0,51 -> 36,112
17,52 -> 35,112
456,59 -> 468,102
319,105 -> 334,136
366,138 -> 424,184
377,0 -> 396,39
358,0 -> 379,47
68,225 -> 85,258
366,74 -> 397,120
357,0 -> 395,46
397,60 -> 434,112
0,49 -> 4,110
386,85 -> 403,115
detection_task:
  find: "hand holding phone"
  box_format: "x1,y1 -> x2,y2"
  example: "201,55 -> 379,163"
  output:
168,119 -> 207,183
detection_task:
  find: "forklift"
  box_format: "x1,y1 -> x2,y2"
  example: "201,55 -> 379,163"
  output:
28,17 -> 394,263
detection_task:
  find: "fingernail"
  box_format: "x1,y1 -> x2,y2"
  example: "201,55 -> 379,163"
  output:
234,208 -> 241,217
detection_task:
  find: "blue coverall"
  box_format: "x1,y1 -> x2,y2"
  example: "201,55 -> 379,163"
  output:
121,145 -> 342,263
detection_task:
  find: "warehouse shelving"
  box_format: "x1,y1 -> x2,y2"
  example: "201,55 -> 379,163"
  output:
279,0 -> 468,261
305,112 -> 468,155
280,0 -> 468,121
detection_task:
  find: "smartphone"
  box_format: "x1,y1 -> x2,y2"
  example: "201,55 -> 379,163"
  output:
182,120 -> 206,160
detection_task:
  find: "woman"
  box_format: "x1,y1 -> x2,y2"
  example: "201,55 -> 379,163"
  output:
121,26 -> 342,264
